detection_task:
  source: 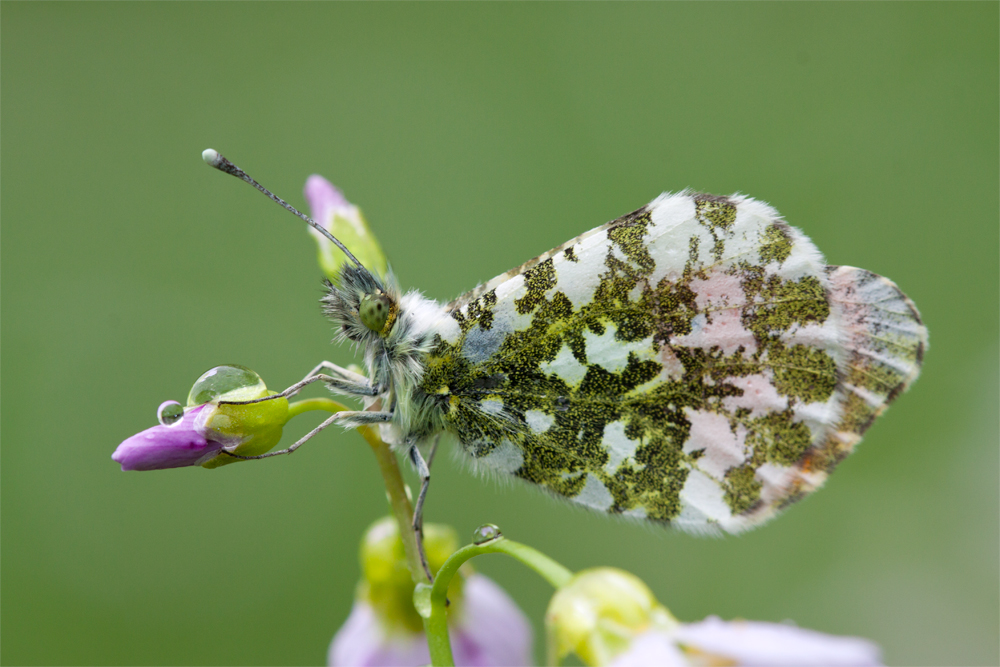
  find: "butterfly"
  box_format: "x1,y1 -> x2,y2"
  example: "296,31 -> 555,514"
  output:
204,150 -> 926,541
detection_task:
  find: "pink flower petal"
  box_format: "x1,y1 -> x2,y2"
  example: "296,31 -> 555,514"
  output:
305,174 -> 350,227
609,631 -> 689,667
112,405 -> 221,471
329,601 -> 430,667
674,616 -> 882,666
452,574 -> 533,667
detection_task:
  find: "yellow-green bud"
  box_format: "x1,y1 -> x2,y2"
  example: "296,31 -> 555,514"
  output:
545,567 -> 677,666
185,365 -> 289,469
358,517 -> 465,633
304,175 -> 389,283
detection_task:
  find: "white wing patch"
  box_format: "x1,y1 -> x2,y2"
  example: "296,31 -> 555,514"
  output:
541,345 -> 588,385
583,326 -> 654,373
682,409 -> 748,480
602,421 -> 643,473
719,375 -> 788,419
525,410 -> 555,434
575,473 -> 616,511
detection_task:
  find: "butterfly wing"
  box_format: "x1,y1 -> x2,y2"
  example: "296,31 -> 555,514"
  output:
421,192 -> 926,534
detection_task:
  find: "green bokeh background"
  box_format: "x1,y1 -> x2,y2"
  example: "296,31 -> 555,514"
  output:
3,3 -> 997,665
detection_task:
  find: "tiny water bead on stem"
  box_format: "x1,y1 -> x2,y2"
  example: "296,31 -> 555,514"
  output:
156,400 -> 184,426
417,526 -> 572,667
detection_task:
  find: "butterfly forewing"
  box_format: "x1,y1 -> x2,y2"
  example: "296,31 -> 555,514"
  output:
420,192 -> 926,534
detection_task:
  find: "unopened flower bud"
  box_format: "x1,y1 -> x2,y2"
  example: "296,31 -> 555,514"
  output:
112,365 -> 289,471
304,175 -> 388,282
546,567 -> 677,666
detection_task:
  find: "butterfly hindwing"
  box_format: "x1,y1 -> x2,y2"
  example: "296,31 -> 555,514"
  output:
419,192 -> 926,534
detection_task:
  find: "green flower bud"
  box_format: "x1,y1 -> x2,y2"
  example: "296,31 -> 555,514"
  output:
187,365 -> 290,469
358,517 -> 464,633
112,365 -> 290,472
305,175 -> 389,282
545,567 -> 677,666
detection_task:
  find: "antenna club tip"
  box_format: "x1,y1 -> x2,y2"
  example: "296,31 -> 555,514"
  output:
202,148 -> 223,167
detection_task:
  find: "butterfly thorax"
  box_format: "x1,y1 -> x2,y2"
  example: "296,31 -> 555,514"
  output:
321,265 -> 455,446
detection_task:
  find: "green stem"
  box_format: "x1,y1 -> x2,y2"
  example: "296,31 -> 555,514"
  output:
287,398 -> 429,587
360,423 -> 430,588
287,397 -> 347,419
425,536 -> 574,666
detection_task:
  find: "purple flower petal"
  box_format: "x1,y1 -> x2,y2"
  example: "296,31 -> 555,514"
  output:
112,405 -> 223,471
305,174 -> 350,228
673,616 -> 882,666
329,599 -> 430,667
451,574 -> 533,667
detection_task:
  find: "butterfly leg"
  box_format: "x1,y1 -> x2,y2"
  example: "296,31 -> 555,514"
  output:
220,361 -> 379,408
223,410 -> 393,460
306,360 -> 368,384
307,361 -> 382,398
409,442 -> 436,582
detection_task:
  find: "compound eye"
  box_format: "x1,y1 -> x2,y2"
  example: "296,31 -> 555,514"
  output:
359,291 -> 394,334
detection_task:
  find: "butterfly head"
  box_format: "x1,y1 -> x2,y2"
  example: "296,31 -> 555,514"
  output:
324,263 -> 401,344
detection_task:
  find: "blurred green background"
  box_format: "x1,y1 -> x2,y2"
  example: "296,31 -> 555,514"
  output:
3,3 -> 997,665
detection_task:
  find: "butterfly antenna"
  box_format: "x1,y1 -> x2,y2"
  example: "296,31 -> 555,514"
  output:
201,148 -> 364,269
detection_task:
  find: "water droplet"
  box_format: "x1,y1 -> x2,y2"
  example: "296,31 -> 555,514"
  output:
472,524 -> 502,545
412,583 -> 433,619
157,400 -> 184,426
187,364 -> 265,406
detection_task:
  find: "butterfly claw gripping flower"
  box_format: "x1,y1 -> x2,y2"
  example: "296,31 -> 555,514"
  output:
112,365 -> 289,471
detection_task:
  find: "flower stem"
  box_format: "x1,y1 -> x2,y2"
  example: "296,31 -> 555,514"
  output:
424,535 -> 574,666
286,397 -> 347,419
287,398 -> 429,587
358,423 -> 431,588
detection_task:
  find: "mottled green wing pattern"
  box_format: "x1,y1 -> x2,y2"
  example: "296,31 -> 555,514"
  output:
419,192 -> 926,534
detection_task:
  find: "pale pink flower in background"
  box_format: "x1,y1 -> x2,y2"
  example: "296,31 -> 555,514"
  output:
329,573 -> 532,667
613,616 -> 882,667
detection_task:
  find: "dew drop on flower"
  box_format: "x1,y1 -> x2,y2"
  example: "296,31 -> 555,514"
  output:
472,524 -> 502,545
187,364 -> 266,406
157,400 -> 184,426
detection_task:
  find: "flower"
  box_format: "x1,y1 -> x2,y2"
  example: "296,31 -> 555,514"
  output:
304,175 -> 388,282
328,517 -> 533,667
112,365 -> 289,471
546,568 -> 882,667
